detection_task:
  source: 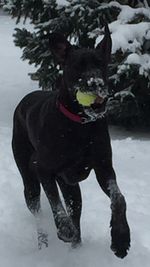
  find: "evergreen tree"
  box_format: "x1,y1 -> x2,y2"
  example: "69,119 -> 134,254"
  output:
3,0 -> 150,127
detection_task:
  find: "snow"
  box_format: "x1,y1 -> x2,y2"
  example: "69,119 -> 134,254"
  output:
0,11 -> 150,267
0,13 -> 38,127
94,2 -> 150,78
94,2 -> 150,53
57,0 -> 68,5
110,22 -> 150,53
116,53 -> 150,78
95,21 -> 150,54
125,53 -> 150,77
117,5 -> 150,22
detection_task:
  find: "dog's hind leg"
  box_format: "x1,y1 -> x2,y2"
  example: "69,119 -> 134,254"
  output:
12,123 -> 48,249
56,177 -> 82,247
37,167 -> 77,244
94,161 -> 130,258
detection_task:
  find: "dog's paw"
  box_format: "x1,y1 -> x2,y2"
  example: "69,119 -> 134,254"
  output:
57,216 -> 77,243
110,220 -> 130,258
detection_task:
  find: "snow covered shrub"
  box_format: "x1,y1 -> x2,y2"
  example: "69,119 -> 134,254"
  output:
4,0 -> 150,127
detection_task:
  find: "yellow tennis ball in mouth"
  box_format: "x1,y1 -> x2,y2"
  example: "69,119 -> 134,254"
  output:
76,90 -> 97,107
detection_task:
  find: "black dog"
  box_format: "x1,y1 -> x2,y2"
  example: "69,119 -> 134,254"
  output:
12,24 -> 130,258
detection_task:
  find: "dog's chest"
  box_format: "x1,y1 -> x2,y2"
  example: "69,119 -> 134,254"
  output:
37,122 -> 93,172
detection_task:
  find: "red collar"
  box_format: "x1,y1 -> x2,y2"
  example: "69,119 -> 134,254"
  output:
57,101 -> 84,123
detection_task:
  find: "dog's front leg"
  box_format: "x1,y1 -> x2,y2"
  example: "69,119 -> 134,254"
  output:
56,177 -> 82,248
94,162 -> 130,258
37,166 -> 77,243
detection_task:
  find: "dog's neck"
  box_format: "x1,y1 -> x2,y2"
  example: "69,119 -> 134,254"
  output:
57,76 -> 82,115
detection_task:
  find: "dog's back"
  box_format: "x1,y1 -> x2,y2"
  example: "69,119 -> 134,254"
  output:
13,90 -> 57,148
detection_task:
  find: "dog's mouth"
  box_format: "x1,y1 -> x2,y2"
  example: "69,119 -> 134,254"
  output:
75,90 -> 108,122
73,76 -> 108,121
91,95 -> 107,112
75,77 -> 108,104
75,88 -> 108,111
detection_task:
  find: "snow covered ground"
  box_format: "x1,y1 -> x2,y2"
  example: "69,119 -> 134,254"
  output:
0,12 -> 150,267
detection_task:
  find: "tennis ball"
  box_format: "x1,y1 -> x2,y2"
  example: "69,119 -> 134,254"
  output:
76,90 -> 97,107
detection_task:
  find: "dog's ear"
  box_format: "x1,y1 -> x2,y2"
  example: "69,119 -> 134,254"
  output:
96,23 -> 112,64
48,33 -> 72,64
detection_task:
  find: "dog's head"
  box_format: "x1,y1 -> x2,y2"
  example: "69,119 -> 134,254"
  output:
49,24 -> 112,121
